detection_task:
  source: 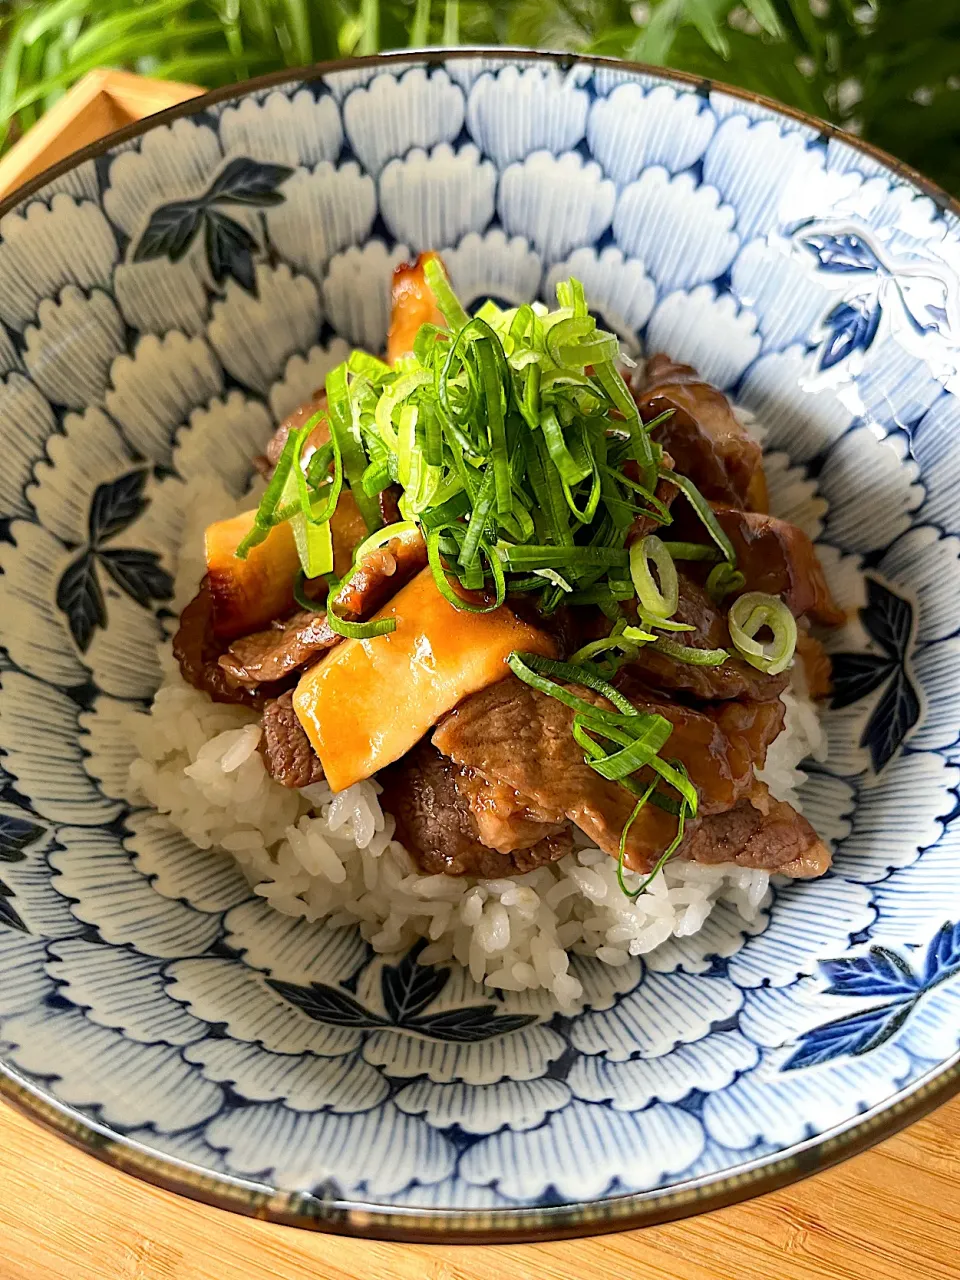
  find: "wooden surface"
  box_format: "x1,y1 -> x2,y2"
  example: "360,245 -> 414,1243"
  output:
1,1094 -> 958,1279
0,70 -> 201,199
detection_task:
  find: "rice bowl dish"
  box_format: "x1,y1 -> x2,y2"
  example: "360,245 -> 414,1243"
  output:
0,49 -> 957,1240
128,443 -> 826,1008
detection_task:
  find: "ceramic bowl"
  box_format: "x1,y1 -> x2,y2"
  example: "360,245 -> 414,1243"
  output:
0,49 -> 958,1241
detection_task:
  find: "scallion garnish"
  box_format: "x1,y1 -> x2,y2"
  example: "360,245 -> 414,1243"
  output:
665,470 -> 738,565
728,591 -> 797,675
236,262 -> 731,629
508,650 -> 698,896
706,562 -> 747,603
650,636 -> 729,666
229,265 -> 752,896
630,535 -> 679,619
662,541 -> 721,561
326,607 -> 398,640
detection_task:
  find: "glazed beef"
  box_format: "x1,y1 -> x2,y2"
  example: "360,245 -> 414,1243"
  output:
218,610 -> 339,690
681,782 -> 831,878
379,741 -> 572,877
796,630 -> 833,699
261,392 -> 330,470
634,354 -> 765,510
711,506 -> 844,626
432,675 -> 798,875
261,690 -> 325,789
333,533 -> 428,622
174,579 -> 283,708
453,769 -> 568,853
622,573 -> 789,702
433,677 -> 786,873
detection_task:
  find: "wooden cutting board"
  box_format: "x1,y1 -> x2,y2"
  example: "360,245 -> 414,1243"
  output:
1,67 -> 958,1280
1,1095 -> 958,1278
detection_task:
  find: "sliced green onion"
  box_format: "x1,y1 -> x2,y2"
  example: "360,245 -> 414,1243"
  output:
326,607 -> 398,640
459,464 -> 496,570
496,544 -> 629,571
568,634 -> 642,665
293,570 -> 318,613
305,439 -> 335,488
651,637 -> 728,666
427,525 -> 505,614
666,470 -> 737,566
649,756 -> 698,813
327,363 -> 380,532
632,614 -> 695,635
728,591 -> 798,675
347,349 -> 392,384
423,255 -> 470,331
662,541 -> 720,561
533,568 -> 574,593
616,777 -> 660,898
556,277 -> 588,317
474,325 -> 512,517
235,418 -> 309,559
290,508 -> 333,578
507,651 -> 638,717
707,563 -> 746,603
419,489 -> 470,529
619,774 -> 693,898
568,582 -> 637,608
541,407 -> 591,486
630,534 -> 679,619
580,716 -> 673,781
619,624 -> 657,644
509,649 -> 699,900
593,360 -> 657,492
351,520 -> 422,565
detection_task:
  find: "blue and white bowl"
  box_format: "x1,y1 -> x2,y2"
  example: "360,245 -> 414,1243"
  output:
0,50 -> 958,1240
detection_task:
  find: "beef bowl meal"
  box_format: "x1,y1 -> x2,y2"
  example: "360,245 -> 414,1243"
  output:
0,50 -> 958,1240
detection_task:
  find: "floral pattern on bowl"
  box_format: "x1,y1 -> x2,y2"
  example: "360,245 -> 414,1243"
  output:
0,50 -> 958,1239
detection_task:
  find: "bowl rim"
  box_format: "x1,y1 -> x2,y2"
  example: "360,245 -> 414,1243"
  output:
1,45 -> 958,1242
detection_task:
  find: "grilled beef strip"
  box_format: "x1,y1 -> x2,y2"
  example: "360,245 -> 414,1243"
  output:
710,505 -> 844,626
634,354 -> 766,511
620,572 -> 790,703
173,578 -> 287,708
218,610 -> 339,689
431,676 -> 798,874
261,690 -> 326,789
379,740 -> 573,877
682,782 -> 831,878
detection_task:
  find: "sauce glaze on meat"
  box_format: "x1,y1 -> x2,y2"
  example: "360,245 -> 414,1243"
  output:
176,353 -> 841,881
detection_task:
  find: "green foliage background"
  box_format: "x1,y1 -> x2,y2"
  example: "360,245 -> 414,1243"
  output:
1,1 -> 957,194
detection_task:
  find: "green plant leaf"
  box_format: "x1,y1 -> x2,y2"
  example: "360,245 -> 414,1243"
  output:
741,0 -> 783,39
0,0 -> 957,197
66,0 -> 196,66
443,0 -> 459,44
22,0 -> 94,46
410,0 -> 431,45
356,0 -> 380,54
688,0 -> 731,58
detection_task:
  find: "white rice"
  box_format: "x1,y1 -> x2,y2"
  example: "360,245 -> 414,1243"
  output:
126,473 -> 825,1008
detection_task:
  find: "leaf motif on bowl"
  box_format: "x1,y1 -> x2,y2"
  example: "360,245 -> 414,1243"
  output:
54,469 -> 173,653
0,813 -> 41,863
132,157 -> 294,295
0,881 -> 26,933
783,921 -> 960,1070
267,943 -> 538,1044
830,577 -> 921,772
